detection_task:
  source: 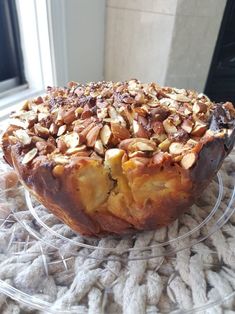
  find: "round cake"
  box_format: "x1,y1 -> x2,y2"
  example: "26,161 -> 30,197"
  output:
2,80 -> 235,236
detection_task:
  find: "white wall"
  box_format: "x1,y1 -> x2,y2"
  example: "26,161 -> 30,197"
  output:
65,0 -> 105,83
50,0 -> 106,85
104,0 -> 178,85
164,0 -> 226,91
104,0 -> 226,92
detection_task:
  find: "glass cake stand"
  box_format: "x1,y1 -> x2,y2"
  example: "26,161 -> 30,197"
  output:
0,153 -> 235,313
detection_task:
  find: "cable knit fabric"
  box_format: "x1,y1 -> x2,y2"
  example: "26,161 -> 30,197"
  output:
0,151 -> 235,313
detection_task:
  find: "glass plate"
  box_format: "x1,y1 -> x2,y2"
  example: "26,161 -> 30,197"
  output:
0,153 -> 235,313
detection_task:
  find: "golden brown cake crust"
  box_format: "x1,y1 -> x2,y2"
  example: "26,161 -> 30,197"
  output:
1,80 -> 235,236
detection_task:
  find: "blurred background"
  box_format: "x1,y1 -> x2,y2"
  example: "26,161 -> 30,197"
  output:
0,0 -> 234,117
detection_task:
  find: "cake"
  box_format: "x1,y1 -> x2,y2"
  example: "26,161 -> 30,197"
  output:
2,80 -> 235,236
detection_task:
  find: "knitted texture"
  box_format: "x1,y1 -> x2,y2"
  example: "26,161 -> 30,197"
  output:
0,153 -> 235,314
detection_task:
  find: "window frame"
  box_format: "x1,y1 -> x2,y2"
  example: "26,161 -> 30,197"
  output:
0,0 -> 67,117
0,0 -> 26,92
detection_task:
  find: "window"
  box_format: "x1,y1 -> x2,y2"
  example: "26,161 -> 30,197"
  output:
0,0 -> 57,120
0,0 -> 26,94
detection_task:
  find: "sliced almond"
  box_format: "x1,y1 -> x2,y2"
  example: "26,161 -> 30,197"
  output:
193,102 -> 207,114
14,129 -> 31,145
81,107 -> 93,119
36,104 -> 49,113
31,136 -> 45,143
184,107 -> 192,116
132,120 -> 149,138
181,119 -> 194,133
169,142 -> 184,155
191,121 -> 207,136
21,100 -> 30,110
184,139 -> 198,149
86,125 -> 101,147
173,88 -> 187,95
66,145 -> 87,155
94,140 -> 104,155
38,112 -> 49,122
128,151 -> 147,158
80,122 -> 96,137
57,139 -> 68,153
152,121 -> 165,134
166,93 -> 191,102
158,138 -> 171,152
22,148 -> 38,164
163,119 -> 177,134
49,123 -> 58,135
123,107 -> 135,125
34,124 -> 49,138
159,98 -> 172,106
10,110 -> 25,119
108,106 -> 126,126
152,152 -> 164,165
171,114 -> 181,126
54,155 -> 69,164
111,122 -> 130,141
97,107 -> 108,119
148,101 -> 159,108
63,109 -> 76,124
198,93 -> 210,101
128,79 -> 138,91
10,119 -> 29,129
135,92 -> 146,104
181,152 -> 197,169
137,115 -> 148,126
36,141 -> 49,152
151,133 -> 167,143
119,138 -> 156,152
34,96 -> 44,104
63,132 -> 80,148
100,124 -> 112,145
136,142 -> 155,152
57,125 -> 67,137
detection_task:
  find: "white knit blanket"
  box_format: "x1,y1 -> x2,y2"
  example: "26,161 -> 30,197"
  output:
0,154 -> 235,314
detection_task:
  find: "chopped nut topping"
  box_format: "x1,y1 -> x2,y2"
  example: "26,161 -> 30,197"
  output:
86,125 -> 102,147
111,122 -> 130,142
49,123 -> 58,135
8,79 -> 230,170
22,148 -> 38,164
191,121 -> 207,136
94,139 -> 104,155
158,138 -> 171,151
100,125 -> 112,145
169,142 -> 185,155
66,145 -> 87,155
10,119 -> 29,129
181,152 -> 197,169
133,120 -> 149,138
57,125 -> 67,137
193,102 -> 207,114
163,119 -> 178,134
53,155 -> 69,164
166,93 -> 191,102
34,124 -> 49,138
14,129 -> 31,145
63,132 -> 80,148
181,119 -> 194,133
